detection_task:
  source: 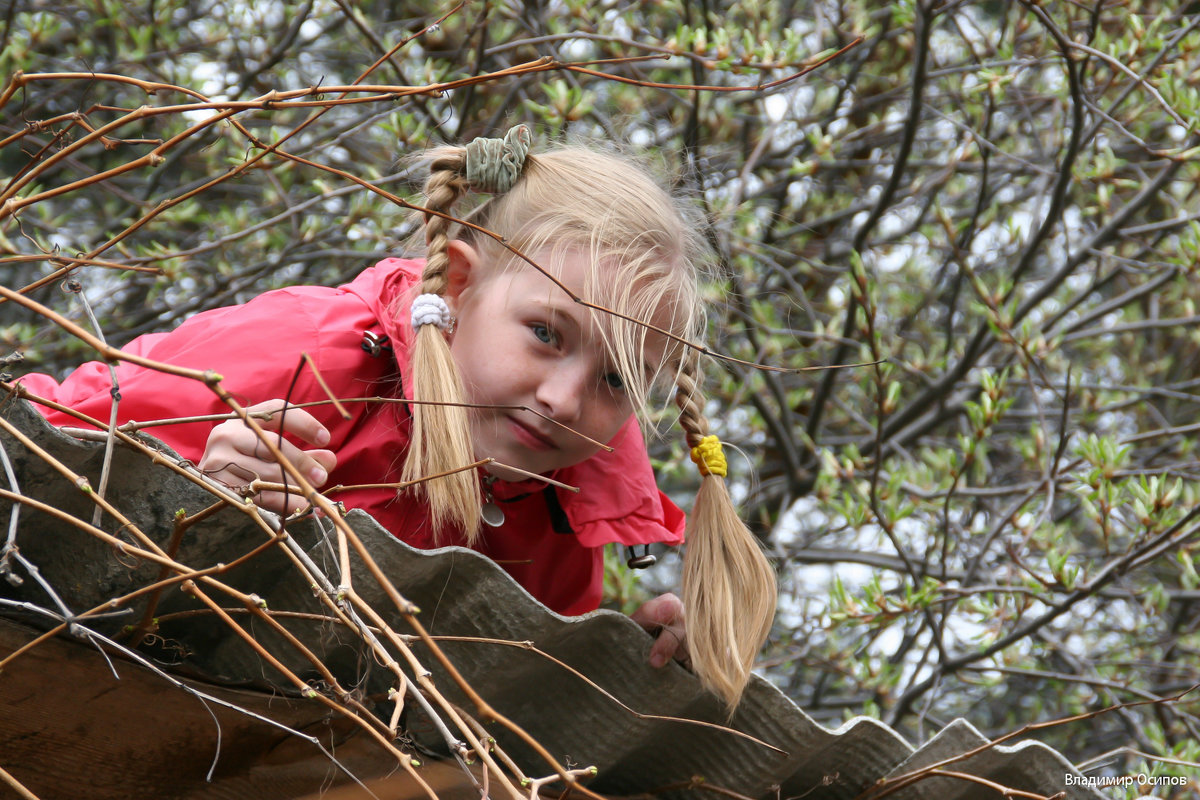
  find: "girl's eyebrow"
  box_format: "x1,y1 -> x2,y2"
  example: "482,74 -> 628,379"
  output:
531,295 -> 586,334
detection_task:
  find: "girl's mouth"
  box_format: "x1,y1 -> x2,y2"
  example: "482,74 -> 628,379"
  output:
507,416 -> 556,451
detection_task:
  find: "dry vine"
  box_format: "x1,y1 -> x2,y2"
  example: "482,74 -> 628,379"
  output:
6,2 -> 1200,799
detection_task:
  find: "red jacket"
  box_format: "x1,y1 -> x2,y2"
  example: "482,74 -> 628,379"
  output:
19,259 -> 685,615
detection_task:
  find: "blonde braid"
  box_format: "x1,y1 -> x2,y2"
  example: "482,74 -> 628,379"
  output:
403,127 -> 532,542
674,350 -> 777,710
402,148 -> 481,541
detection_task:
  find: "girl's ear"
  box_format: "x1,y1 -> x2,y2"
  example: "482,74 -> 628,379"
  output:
444,240 -> 481,304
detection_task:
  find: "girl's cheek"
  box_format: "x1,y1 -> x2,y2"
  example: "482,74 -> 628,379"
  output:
595,398 -> 631,437
605,389 -> 634,417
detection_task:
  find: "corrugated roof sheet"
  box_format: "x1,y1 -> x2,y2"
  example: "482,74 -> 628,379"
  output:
0,396 -> 1103,799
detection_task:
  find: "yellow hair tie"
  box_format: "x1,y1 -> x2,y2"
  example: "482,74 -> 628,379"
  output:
690,434 -> 727,478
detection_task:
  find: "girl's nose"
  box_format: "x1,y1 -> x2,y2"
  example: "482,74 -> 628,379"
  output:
535,363 -> 586,422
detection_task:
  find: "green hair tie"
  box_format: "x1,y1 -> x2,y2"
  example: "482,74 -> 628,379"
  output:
465,125 -> 531,193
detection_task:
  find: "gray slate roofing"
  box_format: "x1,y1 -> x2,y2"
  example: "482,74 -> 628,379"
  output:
0,396 -> 1103,799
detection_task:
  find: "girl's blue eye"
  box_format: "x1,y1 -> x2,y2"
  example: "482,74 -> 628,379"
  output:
531,324 -> 555,345
604,372 -> 625,390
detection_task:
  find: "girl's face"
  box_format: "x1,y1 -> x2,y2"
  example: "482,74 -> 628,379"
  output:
446,245 -> 657,480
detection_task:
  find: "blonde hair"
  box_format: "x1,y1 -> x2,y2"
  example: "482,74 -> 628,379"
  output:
403,133 -> 776,708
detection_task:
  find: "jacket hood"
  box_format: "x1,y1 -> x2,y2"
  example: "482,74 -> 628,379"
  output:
342,257 -> 422,400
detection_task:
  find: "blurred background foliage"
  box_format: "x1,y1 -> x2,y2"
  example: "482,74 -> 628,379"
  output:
4,0 -> 1200,793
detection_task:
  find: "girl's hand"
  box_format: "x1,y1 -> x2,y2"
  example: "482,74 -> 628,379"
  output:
199,399 -> 337,515
631,592 -> 690,670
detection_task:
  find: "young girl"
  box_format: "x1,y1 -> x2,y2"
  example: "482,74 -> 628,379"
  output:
18,127 -> 776,708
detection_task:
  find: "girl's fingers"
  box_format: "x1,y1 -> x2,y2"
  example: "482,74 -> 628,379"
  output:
246,399 -> 331,447
207,445 -> 326,514
648,627 -> 686,669
199,401 -> 339,515
631,593 -> 690,669
309,448 -> 338,475
229,431 -> 333,485
632,592 -> 684,627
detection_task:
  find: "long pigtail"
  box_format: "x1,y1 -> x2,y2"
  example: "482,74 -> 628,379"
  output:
404,147 -> 480,540
403,126 -> 532,543
674,349 -> 777,710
